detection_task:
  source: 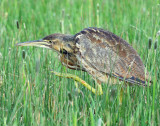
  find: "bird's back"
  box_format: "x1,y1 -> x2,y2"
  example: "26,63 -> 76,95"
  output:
74,27 -> 151,86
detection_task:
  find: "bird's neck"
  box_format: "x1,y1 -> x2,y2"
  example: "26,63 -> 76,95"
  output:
60,34 -> 77,54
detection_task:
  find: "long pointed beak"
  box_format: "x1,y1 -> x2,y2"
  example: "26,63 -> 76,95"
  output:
16,39 -> 51,49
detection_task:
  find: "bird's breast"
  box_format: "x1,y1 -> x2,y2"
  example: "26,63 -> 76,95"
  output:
60,54 -> 85,71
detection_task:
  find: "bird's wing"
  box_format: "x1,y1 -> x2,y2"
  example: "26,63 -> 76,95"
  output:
75,27 -> 150,85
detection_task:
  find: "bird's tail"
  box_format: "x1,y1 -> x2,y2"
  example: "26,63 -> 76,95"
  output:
112,72 -> 152,86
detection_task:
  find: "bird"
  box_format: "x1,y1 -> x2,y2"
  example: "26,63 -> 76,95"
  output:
16,27 -> 151,94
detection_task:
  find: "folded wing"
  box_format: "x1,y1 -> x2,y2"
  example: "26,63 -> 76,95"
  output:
75,27 -> 151,86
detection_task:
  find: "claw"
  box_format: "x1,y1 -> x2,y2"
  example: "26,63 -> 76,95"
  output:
51,71 -> 103,95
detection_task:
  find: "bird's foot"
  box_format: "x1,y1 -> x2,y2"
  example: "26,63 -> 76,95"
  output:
74,81 -> 82,93
51,71 -> 103,95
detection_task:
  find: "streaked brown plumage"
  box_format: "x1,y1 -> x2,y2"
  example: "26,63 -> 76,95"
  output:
16,27 -> 151,86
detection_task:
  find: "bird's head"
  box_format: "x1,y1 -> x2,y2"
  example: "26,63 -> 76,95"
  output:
16,33 -> 75,54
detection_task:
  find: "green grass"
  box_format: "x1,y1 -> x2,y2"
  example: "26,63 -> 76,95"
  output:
0,0 -> 160,125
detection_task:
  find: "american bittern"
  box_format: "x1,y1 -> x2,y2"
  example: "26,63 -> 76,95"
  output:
16,27 -> 151,95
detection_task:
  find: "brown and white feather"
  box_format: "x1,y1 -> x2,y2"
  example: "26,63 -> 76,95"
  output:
74,27 -> 150,85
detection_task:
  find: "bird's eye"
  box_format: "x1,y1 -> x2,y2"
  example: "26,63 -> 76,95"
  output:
49,41 -> 52,43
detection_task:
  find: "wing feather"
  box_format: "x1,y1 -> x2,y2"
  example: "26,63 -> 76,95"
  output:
75,27 -> 150,85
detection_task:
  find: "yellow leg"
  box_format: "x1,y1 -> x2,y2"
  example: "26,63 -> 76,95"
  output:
51,71 -> 103,95
119,88 -> 123,105
95,83 -> 103,95
74,81 -> 81,93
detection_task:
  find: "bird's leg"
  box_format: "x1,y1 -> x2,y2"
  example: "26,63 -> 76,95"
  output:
118,82 -> 127,105
74,81 -> 82,93
51,71 -> 103,95
119,87 -> 123,105
94,79 -> 103,95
